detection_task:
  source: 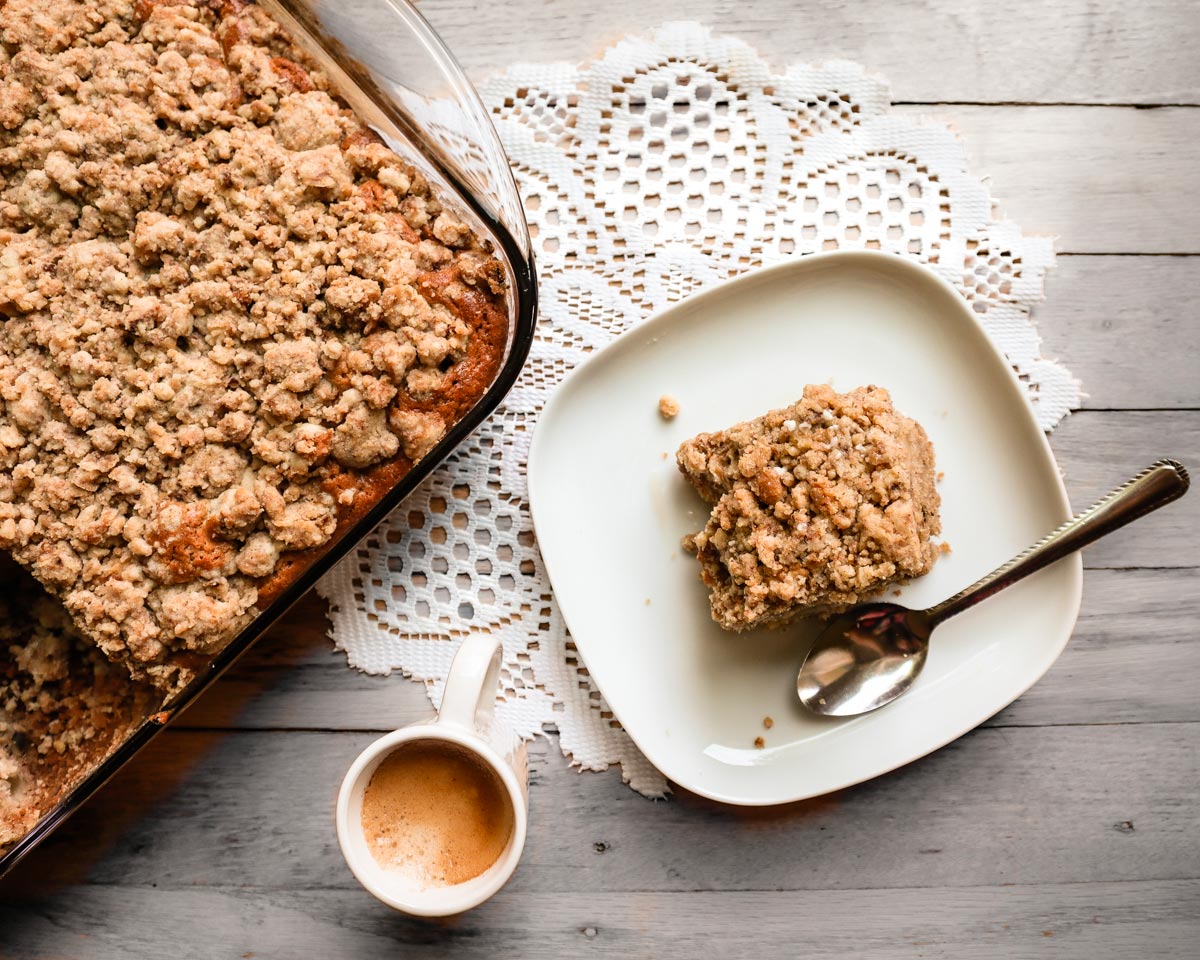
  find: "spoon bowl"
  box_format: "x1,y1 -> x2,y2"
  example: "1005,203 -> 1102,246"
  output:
797,604 -> 932,716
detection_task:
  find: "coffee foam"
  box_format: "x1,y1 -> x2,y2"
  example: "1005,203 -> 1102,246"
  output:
361,740 -> 514,889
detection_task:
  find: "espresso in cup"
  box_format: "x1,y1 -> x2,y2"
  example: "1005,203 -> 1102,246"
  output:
361,740 -> 515,888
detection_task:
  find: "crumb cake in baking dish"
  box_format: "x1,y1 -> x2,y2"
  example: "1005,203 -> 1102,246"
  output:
678,385 -> 941,631
0,0 -> 509,695
0,559 -> 159,846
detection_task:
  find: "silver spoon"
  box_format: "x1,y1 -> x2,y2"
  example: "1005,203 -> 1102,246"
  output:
797,459 -> 1190,717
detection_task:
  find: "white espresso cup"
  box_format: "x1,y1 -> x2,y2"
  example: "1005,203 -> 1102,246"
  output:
335,634 -> 527,916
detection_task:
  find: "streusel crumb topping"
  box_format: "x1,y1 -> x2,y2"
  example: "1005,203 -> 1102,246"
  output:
677,384 -> 941,631
0,0 -> 507,692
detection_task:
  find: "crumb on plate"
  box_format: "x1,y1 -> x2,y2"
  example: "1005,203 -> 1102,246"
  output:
659,394 -> 680,420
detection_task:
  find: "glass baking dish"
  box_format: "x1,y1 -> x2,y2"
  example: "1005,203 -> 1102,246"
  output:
0,0 -> 537,877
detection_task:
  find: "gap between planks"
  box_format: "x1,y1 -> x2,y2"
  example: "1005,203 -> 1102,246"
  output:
29,874 -> 1200,895
893,101 -> 1200,109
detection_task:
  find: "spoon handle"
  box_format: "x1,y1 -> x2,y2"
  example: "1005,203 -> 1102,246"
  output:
926,459 -> 1190,627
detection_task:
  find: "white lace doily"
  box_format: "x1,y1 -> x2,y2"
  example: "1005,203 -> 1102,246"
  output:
317,22 -> 1080,797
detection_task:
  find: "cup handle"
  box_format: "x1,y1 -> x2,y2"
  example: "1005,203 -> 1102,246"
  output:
437,633 -> 503,734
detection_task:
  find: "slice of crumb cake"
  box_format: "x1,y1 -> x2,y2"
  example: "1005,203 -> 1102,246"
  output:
677,384 -> 941,631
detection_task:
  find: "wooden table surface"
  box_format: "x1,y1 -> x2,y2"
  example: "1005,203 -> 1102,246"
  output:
3,1 -> 1198,956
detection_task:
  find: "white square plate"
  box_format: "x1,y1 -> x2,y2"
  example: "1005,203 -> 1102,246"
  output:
528,251 -> 1081,804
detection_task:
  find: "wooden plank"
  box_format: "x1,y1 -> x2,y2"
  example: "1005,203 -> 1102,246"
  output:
1,880 -> 1197,959
991,568 -> 1200,726
176,566 -> 1197,732
889,106 -> 1200,254
1036,256 -> 1200,409
416,0 -> 1200,106
1050,411 -> 1200,568
397,0 -> 1200,252
6,722 -> 1195,894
